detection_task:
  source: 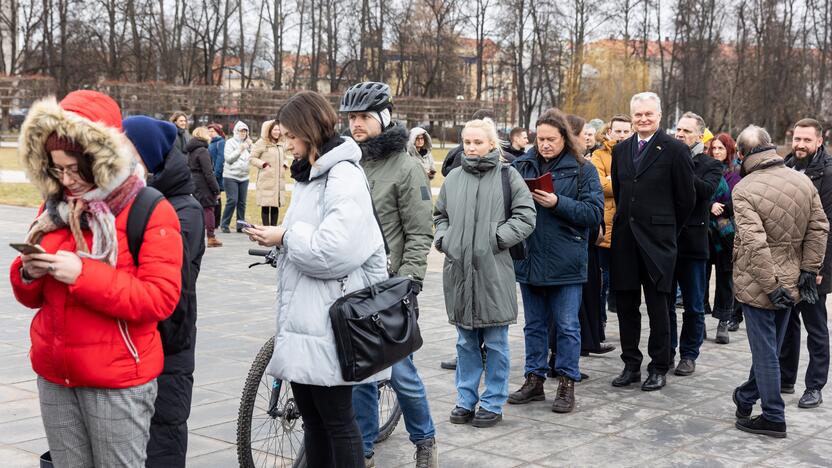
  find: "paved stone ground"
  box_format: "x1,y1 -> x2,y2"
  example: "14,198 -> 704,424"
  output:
1,203 -> 831,467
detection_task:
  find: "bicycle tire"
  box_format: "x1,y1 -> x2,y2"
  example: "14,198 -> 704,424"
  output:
374,379 -> 402,443
236,336 -> 305,468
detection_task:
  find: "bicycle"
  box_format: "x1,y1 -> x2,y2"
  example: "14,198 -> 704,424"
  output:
236,248 -> 403,468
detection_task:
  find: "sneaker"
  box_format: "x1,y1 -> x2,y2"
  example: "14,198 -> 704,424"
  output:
727,320 -> 740,332
364,454 -> 375,468
471,408 -> 502,428
449,406 -> 474,424
414,438 -> 438,468
735,415 -> 786,438
798,389 -> 823,408
674,358 -> 696,376
715,321 -> 730,344
551,376 -> 576,413
508,373 -> 545,404
220,226 -> 230,234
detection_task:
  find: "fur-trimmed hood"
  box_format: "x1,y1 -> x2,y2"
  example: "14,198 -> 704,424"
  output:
19,95 -> 138,200
408,127 -> 433,152
356,124 -> 409,162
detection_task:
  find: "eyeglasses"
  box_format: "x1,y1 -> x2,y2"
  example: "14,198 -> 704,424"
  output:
47,165 -> 82,179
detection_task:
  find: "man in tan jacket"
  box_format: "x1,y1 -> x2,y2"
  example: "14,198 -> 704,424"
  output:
731,125 -> 829,438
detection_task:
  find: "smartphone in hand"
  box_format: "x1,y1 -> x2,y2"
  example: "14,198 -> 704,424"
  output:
10,243 -> 46,255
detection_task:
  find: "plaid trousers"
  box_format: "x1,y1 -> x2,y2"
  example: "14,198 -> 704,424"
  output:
38,377 -> 158,468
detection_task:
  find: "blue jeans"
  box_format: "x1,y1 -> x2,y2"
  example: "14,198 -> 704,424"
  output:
220,178 -> 248,229
669,258 -> 706,360
352,356 -> 435,457
456,326 -> 510,414
519,283 -> 582,381
736,303 -> 791,423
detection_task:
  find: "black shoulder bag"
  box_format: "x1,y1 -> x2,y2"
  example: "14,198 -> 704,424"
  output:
325,161 -> 423,382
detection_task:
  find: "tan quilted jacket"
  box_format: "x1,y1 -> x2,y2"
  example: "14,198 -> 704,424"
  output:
732,148 -> 829,309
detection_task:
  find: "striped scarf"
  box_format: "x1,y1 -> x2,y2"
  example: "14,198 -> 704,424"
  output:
26,175 -> 146,266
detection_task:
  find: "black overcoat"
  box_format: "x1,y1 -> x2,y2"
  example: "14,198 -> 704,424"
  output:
678,152 -> 723,259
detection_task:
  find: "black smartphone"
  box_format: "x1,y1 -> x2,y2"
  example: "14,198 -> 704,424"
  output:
236,220 -> 254,231
9,243 -> 46,255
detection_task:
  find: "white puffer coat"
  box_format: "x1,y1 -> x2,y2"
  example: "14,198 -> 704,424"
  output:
266,137 -> 391,386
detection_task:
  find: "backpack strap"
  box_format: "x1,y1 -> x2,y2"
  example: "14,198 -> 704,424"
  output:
126,187 -> 165,266
500,165 -> 512,222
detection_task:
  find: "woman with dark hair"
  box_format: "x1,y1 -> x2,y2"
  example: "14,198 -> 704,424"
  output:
243,91 -> 389,467
507,108 -> 604,414
706,133 -> 743,342
207,123 -> 226,229
187,126 -> 222,247
10,91 -> 183,467
169,111 -> 190,154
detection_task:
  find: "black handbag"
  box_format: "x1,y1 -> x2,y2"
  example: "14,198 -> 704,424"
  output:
330,276 -> 423,381
326,161 -> 424,382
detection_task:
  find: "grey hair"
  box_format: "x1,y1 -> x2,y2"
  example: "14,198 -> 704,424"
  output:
736,125 -> 772,155
680,111 -> 706,134
630,92 -> 662,114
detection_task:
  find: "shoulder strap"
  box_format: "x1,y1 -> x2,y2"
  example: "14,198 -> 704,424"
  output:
501,165 -> 511,222
127,187 -> 165,266
325,160 -> 390,255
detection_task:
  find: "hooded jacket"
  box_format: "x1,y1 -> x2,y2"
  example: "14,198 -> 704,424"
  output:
10,93 -> 183,389
512,149 -> 605,286
250,120 -> 287,207
784,146 -> 832,294
357,124 -> 434,282
733,148 -> 829,309
223,121 -> 251,181
266,137 -> 390,385
406,127 -> 435,177
434,151 -> 536,328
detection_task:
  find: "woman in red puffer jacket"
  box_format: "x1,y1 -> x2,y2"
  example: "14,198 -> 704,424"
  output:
9,90 -> 183,468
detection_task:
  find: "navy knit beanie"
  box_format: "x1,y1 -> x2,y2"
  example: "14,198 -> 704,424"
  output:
123,116 -> 178,173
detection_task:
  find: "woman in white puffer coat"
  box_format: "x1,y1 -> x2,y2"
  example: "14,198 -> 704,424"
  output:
244,91 -> 388,468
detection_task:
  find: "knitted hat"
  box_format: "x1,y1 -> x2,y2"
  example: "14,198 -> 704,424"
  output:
123,116 -> 178,173
44,132 -> 85,155
368,109 -> 392,128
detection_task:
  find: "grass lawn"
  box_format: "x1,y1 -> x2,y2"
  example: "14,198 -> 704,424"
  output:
0,183 -> 43,207
0,147 -> 21,170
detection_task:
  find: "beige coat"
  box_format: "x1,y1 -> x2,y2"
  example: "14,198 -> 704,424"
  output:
251,120 -> 287,207
590,138 -> 616,248
732,148 -> 829,309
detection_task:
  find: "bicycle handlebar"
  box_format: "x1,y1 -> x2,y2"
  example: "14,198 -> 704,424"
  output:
248,249 -> 272,257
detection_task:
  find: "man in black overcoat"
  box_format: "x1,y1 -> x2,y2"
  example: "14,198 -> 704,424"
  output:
610,92 -> 696,391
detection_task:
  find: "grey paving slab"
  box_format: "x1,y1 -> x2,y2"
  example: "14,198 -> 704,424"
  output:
1,203 -> 832,467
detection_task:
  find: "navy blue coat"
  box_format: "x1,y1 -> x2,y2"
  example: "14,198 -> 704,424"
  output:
512,150 -> 604,286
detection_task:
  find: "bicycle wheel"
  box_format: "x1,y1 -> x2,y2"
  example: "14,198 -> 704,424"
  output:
375,379 -> 402,443
237,336 -> 306,468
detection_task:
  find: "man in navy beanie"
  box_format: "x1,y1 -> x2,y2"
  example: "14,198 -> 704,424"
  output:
124,116 -> 205,467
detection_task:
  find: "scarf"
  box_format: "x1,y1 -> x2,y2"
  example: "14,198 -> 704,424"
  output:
709,176 -> 735,252
290,157 -> 312,183
26,175 -> 146,266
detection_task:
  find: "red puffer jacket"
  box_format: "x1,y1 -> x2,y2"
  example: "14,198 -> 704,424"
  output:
10,199 -> 183,389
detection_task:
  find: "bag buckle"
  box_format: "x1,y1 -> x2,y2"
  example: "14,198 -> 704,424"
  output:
371,314 -> 382,327
338,277 -> 347,296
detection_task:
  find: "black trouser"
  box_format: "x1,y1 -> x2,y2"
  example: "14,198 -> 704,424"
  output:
580,244 -> 604,351
261,206 -> 279,226
705,262 -> 735,321
615,252 -> 671,375
779,295 -> 829,391
146,345 -> 195,468
213,199 -> 222,228
290,382 -> 364,467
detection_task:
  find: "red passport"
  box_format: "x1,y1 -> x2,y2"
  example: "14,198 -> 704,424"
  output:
525,172 -> 554,193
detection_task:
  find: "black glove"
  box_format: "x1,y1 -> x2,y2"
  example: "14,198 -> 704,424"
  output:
798,270 -> 820,304
411,280 -> 423,296
767,286 -> 795,310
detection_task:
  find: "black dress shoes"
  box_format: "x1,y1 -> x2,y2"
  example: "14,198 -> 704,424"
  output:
798,389 -> 823,408
582,343 -> 617,356
641,373 -> 666,391
735,415 -> 786,438
611,369 -> 641,387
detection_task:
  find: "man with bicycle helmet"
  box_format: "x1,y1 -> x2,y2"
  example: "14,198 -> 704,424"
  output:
341,82 -> 437,467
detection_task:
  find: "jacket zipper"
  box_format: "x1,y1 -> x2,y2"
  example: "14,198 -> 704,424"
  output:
118,319 -> 140,364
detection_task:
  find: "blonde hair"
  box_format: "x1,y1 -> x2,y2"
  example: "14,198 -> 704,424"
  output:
191,126 -> 211,142
462,118 -> 503,155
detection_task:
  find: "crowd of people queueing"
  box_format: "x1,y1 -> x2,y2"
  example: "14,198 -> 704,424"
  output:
8,83 -> 831,468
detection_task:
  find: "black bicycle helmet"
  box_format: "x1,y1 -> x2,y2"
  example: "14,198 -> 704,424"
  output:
340,82 -> 393,113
